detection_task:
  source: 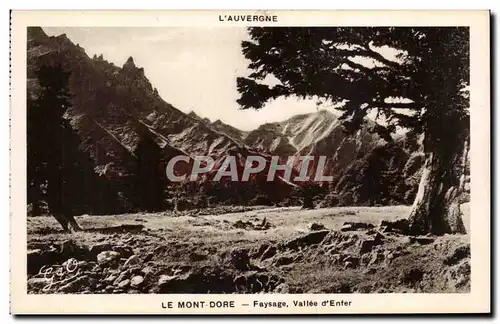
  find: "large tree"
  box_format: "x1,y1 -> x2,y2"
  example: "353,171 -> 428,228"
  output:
236,27 -> 469,235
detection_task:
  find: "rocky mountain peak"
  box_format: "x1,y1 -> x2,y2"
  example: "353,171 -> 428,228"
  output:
123,56 -> 136,69
27,27 -> 48,41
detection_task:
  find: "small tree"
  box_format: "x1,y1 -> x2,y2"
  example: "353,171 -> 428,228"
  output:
132,128 -> 165,212
237,27 -> 469,235
28,61 -> 82,232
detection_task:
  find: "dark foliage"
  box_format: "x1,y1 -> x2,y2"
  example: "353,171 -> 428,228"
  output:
237,27 -> 470,234
27,57 -> 124,222
131,127 -> 166,212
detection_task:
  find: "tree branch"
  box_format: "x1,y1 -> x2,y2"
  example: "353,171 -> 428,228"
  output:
372,102 -> 418,109
332,47 -> 402,70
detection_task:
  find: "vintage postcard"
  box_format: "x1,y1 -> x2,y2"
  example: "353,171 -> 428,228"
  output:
10,10 -> 490,315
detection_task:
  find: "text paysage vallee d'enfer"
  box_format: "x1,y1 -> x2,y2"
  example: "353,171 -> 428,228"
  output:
162,300 -> 352,309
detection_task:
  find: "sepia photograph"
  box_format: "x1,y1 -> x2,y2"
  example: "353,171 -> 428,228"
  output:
10,10 -> 490,314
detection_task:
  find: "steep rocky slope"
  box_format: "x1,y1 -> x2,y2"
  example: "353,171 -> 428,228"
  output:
28,27 -> 247,173
27,27 -> 298,213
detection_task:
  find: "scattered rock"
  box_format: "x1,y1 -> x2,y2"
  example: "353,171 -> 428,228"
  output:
444,259 -> 470,290
118,279 -> 130,289
123,255 -> 140,269
379,219 -> 409,234
57,275 -> 89,293
189,251 -> 207,262
113,245 -> 134,258
260,246 -> 277,261
97,251 -> 120,266
77,260 -> 89,269
308,222 -> 326,231
273,256 -> 294,266
344,261 -> 355,269
130,275 -> 144,288
143,253 -> 154,263
274,283 -> 290,293
343,255 -> 359,268
341,222 -> 375,232
359,239 -> 375,255
368,252 -> 384,267
229,248 -> 251,270
444,245 -> 470,265
233,275 -> 247,289
253,244 -> 270,258
360,253 -> 372,266
401,268 -> 424,284
285,230 -> 330,250
157,272 -> 195,293
158,274 -> 173,287
105,274 -> 118,283
89,243 -> 113,256
233,220 -> 252,229
113,270 -> 130,286
373,232 -> 385,245
27,249 -> 58,275
384,251 -> 395,264
141,266 -> 153,276
60,240 -> 80,254
27,277 -> 51,290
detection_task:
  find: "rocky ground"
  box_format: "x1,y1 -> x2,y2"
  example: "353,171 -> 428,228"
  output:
27,205 -> 470,294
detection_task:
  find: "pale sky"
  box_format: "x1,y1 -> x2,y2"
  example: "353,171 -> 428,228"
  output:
43,27 -> 327,131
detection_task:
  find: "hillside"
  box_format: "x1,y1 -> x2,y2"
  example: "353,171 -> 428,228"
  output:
27,27 -> 298,213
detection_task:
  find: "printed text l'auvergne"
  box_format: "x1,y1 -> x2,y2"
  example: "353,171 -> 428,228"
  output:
219,14 -> 278,22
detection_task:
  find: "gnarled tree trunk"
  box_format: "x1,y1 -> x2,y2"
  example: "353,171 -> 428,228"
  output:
408,133 -> 469,235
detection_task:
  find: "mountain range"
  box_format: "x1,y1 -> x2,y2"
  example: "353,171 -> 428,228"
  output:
27,27 -> 455,213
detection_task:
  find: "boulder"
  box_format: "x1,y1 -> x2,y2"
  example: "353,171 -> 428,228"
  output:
97,251 -> 120,266
229,248 -> 251,270
274,283 -> 290,294
379,219 -> 409,234
141,266 -> 154,276
359,239 -> 375,255
260,246 -> 277,261
308,222 -> 326,231
444,245 -> 470,266
113,270 -> 130,286
285,230 -> 330,250
89,243 -> 113,256
27,277 -> 51,290
123,255 -> 140,269
341,222 -> 375,232
130,275 -> 144,288
118,279 -> 131,289
343,255 -> 359,268
157,272 -> 194,293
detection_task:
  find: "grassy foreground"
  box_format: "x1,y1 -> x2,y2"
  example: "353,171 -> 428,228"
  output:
27,205 -> 470,294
